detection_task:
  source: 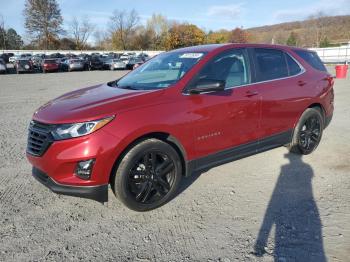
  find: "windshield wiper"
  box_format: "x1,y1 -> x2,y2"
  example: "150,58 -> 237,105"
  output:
117,85 -> 138,90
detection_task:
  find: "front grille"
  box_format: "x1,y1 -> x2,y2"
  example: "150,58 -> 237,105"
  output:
27,121 -> 53,156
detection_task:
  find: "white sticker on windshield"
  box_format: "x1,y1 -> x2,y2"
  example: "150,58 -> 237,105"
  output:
179,53 -> 204,59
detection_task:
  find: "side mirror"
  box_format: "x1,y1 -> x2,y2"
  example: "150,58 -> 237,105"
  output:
188,79 -> 226,94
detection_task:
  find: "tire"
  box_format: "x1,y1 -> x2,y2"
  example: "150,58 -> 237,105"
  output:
288,108 -> 324,155
113,138 -> 182,211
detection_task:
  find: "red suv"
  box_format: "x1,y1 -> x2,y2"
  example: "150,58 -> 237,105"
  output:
27,44 -> 334,211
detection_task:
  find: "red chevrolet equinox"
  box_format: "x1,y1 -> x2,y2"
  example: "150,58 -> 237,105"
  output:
27,44 -> 334,211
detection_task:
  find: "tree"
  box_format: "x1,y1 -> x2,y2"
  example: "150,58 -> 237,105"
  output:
93,30 -> 111,50
69,16 -> 95,50
109,9 -> 139,50
319,37 -> 331,48
5,29 -> 23,49
59,37 -> 77,50
146,14 -> 169,50
229,27 -> 249,43
0,14 -> 6,49
308,12 -> 327,47
129,26 -> 153,50
166,23 -> 205,50
206,29 -> 230,44
23,0 -> 64,49
286,31 -> 298,46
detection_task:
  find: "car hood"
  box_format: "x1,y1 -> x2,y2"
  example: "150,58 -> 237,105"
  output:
33,83 -> 163,124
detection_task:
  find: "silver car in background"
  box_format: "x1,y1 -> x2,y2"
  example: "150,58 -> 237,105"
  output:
0,58 -> 7,73
68,59 -> 85,71
109,59 -> 127,70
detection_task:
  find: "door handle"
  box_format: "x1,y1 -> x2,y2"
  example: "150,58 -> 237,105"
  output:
298,80 -> 307,86
245,90 -> 258,97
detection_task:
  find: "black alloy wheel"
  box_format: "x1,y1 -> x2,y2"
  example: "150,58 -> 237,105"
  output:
288,108 -> 324,155
113,139 -> 182,211
127,151 -> 175,204
298,115 -> 321,152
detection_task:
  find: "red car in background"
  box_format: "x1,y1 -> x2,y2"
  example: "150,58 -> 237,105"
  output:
27,44 -> 334,211
42,59 -> 60,73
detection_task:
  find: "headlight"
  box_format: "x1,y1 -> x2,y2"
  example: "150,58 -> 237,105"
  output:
51,116 -> 114,140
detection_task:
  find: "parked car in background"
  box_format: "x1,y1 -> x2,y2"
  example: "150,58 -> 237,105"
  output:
77,54 -> 91,70
1,52 -> 14,63
0,53 -> 10,63
67,59 -> 85,71
108,59 -> 127,70
133,60 -> 144,70
101,56 -> 112,70
59,58 -> 69,72
15,58 -> 35,74
9,55 -> 20,63
10,53 -> 32,63
41,59 -> 60,73
49,53 -> 64,59
88,56 -> 104,70
0,58 -> 7,73
32,54 -> 46,71
126,57 -> 143,70
137,53 -> 150,62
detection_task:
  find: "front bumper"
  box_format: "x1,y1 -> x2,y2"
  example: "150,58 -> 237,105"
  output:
32,167 -> 108,202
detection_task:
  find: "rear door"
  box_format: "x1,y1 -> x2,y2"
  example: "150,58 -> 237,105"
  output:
251,48 -> 306,139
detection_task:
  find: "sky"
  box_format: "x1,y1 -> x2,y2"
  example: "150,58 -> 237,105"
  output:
1,0 -> 350,42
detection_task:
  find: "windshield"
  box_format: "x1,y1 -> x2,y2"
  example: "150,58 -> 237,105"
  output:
116,51 -> 206,90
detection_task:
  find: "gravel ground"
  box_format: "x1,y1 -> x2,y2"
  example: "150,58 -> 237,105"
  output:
0,69 -> 349,261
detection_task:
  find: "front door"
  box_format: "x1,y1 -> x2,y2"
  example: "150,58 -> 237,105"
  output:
186,48 -> 261,159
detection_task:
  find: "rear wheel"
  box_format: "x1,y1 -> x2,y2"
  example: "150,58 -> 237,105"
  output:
288,108 -> 324,155
113,139 -> 182,211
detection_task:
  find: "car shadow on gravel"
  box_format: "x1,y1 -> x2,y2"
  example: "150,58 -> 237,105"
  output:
253,153 -> 326,261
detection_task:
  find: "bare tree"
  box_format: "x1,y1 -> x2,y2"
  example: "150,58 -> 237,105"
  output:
109,9 -> 139,50
308,12 -> 327,47
93,29 -> 111,50
0,14 -> 6,49
69,16 -> 95,50
146,14 -> 169,50
23,0 -> 63,49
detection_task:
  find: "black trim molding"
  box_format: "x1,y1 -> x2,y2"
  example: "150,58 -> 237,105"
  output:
32,167 -> 108,202
187,130 -> 293,175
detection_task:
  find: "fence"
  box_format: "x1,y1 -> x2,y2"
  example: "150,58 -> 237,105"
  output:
310,46 -> 350,64
0,49 -> 163,57
1,46 -> 350,63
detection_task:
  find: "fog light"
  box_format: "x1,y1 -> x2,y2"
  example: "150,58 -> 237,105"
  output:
75,159 -> 95,180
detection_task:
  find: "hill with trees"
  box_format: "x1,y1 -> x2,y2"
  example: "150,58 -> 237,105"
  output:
246,15 -> 350,47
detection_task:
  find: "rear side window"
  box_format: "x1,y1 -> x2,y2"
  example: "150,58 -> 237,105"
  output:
254,49 -> 288,81
286,54 -> 302,76
294,50 -> 327,72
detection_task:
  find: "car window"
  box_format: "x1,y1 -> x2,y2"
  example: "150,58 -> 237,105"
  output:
116,51 -> 207,90
193,48 -> 250,88
254,48 -> 289,81
285,53 -> 302,76
294,50 -> 327,72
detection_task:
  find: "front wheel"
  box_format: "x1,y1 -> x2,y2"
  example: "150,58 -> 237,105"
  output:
288,108 -> 324,155
112,139 -> 182,211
